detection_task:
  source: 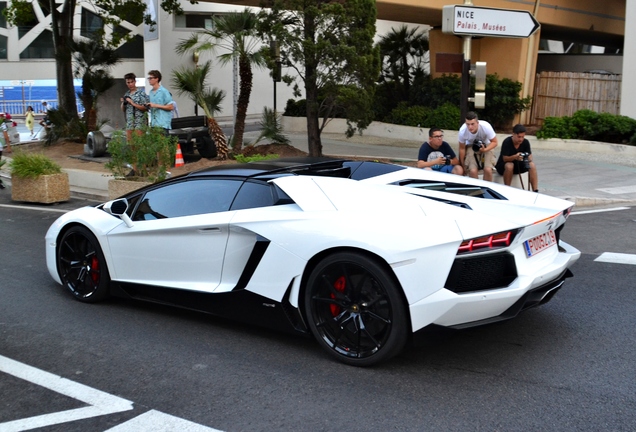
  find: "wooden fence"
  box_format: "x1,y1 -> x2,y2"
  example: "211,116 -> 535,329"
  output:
530,71 -> 622,125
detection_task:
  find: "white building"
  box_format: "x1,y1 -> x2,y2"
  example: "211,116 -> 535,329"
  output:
0,0 -> 424,127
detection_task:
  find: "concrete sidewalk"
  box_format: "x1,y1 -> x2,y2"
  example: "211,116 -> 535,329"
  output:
2,122 -> 636,209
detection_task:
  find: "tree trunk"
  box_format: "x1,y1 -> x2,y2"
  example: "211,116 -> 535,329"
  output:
50,0 -> 78,118
233,55 -> 253,153
304,12 -> 322,157
208,117 -> 229,160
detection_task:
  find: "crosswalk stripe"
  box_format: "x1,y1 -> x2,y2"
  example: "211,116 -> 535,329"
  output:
594,252 -> 636,265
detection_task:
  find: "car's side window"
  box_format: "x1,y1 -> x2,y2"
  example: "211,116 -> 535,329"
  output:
132,179 -> 242,221
230,181 -> 275,211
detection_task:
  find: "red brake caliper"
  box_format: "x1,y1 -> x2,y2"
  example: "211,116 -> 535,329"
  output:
330,276 -> 346,316
90,256 -> 100,284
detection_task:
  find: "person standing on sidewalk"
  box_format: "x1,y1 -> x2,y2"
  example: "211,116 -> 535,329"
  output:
121,73 -> 149,142
0,113 -> 13,153
458,111 -> 498,181
146,70 -> 174,133
25,106 -> 35,138
39,101 -> 49,128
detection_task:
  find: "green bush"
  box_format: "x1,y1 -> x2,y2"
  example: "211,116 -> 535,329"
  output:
385,102 -> 460,131
409,74 -> 461,109
283,98 -> 306,117
9,152 -> 63,178
106,127 -> 177,183
425,103 -> 461,130
477,74 -> 532,129
537,110 -> 636,144
374,81 -> 406,122
386,103 -> 431,127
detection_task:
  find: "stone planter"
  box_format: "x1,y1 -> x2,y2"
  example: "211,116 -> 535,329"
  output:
11,172 -> 70,204
108,178 -> 152,200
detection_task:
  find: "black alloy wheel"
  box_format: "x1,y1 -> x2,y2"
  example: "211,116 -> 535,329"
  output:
305,252 -> 408,366
57,226 -> 110,303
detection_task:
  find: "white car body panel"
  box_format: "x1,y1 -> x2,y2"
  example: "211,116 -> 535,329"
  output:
105,212 -> 233,292
45,160 -> 581,354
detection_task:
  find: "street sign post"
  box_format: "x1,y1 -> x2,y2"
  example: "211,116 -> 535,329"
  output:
442,5 -> 540,38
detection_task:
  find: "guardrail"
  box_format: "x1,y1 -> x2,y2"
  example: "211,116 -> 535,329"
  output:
0,100 -> 85,116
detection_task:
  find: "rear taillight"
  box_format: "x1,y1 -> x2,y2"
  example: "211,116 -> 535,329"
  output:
458,229 -> 519,254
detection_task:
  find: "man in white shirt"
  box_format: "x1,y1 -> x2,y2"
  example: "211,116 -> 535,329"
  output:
458,111 -> 498,181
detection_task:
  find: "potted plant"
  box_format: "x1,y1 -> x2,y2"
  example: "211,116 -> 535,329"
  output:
105,127 -> 176,199
9,151 -> 70,203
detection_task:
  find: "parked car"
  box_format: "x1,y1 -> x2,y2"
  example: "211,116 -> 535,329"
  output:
45,158 -> 580,365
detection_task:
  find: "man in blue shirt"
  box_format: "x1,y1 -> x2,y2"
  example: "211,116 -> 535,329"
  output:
147,70 -> 174,131
417,128 -> 464,175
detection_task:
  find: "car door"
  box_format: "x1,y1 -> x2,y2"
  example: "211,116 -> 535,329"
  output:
106,178 -> 243,292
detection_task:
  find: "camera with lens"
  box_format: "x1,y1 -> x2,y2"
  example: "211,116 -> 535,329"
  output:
519,152 -> 530,170
444,155 -> 452,165
472,140 -> 485,152
123,95 -> 131,106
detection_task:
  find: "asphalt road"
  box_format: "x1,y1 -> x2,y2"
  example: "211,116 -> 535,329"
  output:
0,200 -> 635,431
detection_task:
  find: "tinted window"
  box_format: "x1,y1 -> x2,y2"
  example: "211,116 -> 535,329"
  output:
230,181 -> 275,211
133,179 -> 242,221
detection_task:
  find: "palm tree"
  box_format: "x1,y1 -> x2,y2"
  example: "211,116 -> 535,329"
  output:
171,61 -> 229,160
377,25 -> 429,100
72,35 -> 121,131
176,10 -> 265,153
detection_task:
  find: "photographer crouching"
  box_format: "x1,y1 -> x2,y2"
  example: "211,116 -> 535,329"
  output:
458,111 -> 498,181
495,124 -> 539,192
417,128 -> 464,175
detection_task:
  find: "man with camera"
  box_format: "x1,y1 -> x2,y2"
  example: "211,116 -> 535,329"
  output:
458,111 -> 498,181
418,127 -> 464,175
496,124 -> 539,192
121,73 -> 149,141
146,70 -> 174,132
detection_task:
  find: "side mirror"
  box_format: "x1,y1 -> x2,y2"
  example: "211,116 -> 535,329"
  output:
104,198 -> 134,228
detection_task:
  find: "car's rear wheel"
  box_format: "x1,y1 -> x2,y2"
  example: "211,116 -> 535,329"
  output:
57,226 -> 110,303
305,252 -> 408,366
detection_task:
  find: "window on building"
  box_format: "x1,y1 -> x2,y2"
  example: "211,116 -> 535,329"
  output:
115,33 -> 144,59
81,9 -> 103,38
0,2 -> 7,29
20,30 -> 55,59
0,35 -> 6,60
174,13 -> 223,30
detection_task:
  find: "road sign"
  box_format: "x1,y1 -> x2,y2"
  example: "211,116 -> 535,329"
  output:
442,5 -> 540,38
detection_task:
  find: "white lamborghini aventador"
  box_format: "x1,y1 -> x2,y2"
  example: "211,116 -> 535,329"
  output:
45,158 -> 580,366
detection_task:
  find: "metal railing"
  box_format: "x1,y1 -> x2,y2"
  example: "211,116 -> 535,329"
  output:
0,100 -> 85,116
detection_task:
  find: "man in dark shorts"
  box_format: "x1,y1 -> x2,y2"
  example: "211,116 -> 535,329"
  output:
418,127 -> 464,175
495,124 -> 539,192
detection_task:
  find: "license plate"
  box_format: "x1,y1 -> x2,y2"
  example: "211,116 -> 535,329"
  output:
524,230 -> 557,257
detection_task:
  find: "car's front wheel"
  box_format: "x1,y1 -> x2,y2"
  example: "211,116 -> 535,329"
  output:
57,226 -> 110,302
304,252 -> 408,366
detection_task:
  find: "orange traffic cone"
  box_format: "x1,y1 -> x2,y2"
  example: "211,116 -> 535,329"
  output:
175,143 -> 185,168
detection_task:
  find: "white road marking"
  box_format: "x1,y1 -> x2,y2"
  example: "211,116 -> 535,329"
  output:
0,203 -> 69,213
571,206 -> 630,215
595,252 -> 636,266
596,185 -> 636,195
0,354 -> 133,431
0,355 -> 223,431
105,410 -> 223,432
